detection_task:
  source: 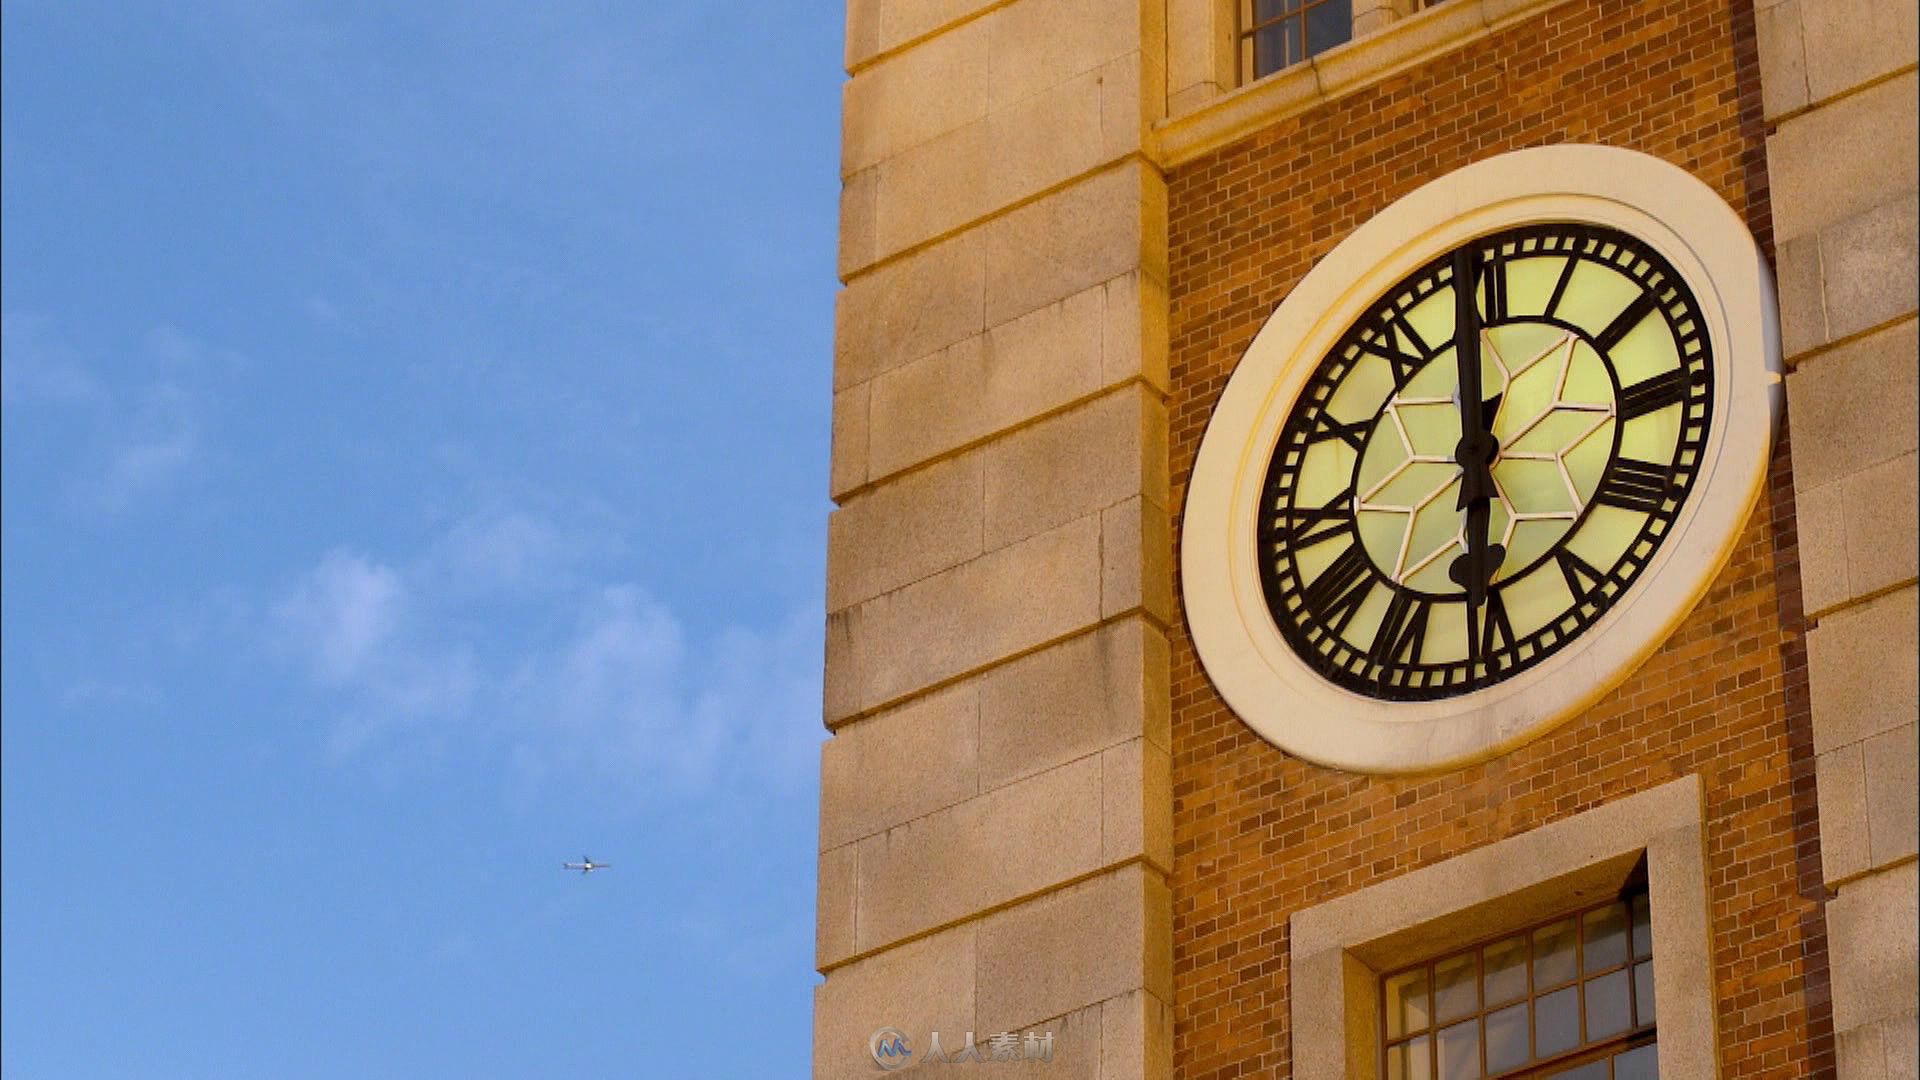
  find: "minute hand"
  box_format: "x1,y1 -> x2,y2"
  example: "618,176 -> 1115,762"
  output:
1449,250 -> 1503,608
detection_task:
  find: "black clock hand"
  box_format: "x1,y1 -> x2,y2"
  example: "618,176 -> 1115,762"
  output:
1449,250 -> 1504,612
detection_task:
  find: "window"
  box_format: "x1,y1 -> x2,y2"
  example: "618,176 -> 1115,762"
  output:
1241,0 -> 1352,81
1378,891 -> 1658,1079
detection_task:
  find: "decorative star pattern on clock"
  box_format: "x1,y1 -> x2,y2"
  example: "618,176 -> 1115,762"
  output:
1258,223 -> 1712,700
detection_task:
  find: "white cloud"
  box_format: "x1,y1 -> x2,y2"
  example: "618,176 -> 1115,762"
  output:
3,314 -> 226,513
275,517 -> 823,803
433,509 -> 575,596
275,549 -> 407,684
92,383 -> 200,512
1,312 -> 101,406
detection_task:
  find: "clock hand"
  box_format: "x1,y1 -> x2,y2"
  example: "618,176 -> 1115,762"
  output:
1452,249 -> 1498,510
1448,250 -> 1505,613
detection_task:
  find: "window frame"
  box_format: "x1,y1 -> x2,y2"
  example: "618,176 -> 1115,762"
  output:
1286,775 -> 1721,1079
1238,0 -> 1355,82
1376,889 -> 1658,1078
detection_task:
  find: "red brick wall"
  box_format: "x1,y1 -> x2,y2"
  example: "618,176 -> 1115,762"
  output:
1164,2 -> 1832,1077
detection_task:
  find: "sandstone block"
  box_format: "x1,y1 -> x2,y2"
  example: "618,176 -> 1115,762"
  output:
835,231 -> 986,390
1767,72 -> 1919,242
836,514 -> 1103,717
1775,230 -> 1827,362
867,285 -> 1102,480
869,0 -> 1002,68
1840,452 -> 1920,601
817,842 -> 859,968
1102,494 -> 1174,622
1810,588 -> 1920,754
1104,269 -> 1171,393
1818,741 -> 1873,885
813,923 -> 976,1078
1822,197 -> 1920,343
1166,0 -> 1233,117
838,168 -> 880,281
1786,318 -> 1919,492
841,18 -> 989,176
986,66 -> 1109,214
1864,722 -> 1919,869
984,162 -> 1167,329
1755,0 -> 1809,120
978,619 -> 1172,789
1101,737 -> 1174,871
1798,479 -> 1849,617
830,382 -> 871,500
870,120 -> 997,268
1826,860 -> 1920,1034
1801,0 -> 1919,107
826,454 -> 984,613
1098,988 -> 1174,1080
853,753 -> 1103,952
983,386 -> 1168,550
819,682 -> 981,852
976,864 -> 1172,1034
986,0 -> 1142,113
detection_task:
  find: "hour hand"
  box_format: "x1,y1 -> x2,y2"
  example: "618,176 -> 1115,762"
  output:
1453,393 -> 1502,507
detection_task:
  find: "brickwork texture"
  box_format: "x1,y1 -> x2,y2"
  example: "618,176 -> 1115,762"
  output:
1164,2 -> 1836,1078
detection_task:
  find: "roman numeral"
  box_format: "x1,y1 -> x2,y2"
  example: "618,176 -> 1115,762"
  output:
1617,367 -> 1698,420
1479,590 -> 1515,664
1555,548 -> 1606,598
1303,544 -> 1374,634
1593,457 -> 1672,514
1480,253 -> 1508,323
1543,256 -> 1578,318
1356,320 -> 1428,387
1370,590 -> 1429,669
1307,413 -> 1369,451
1273,488 -> 1353,550
1593,291 -> 1661,353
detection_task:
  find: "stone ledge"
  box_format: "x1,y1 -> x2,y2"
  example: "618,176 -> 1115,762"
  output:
1151,0 -> 1575,168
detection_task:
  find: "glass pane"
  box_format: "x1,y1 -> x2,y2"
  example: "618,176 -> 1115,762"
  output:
1252,19 -> 1301,77
1535,986 -> 1579,1058
1584,969 -> 1632,1040
1583,903 -> 1629,972
1386,968 -> 1432,1038
1435,952 -> 1478,1022
1485,1003 -> 1529,1074
1483,935 -> 1528,1006
1549,1062 -> 1608,1080
1388,1035 -> 1433,1080
1615,1042 -> 1660,1080
1631,894 -> 1653,960
1253,0 -> 1301,20
1437,1020 -> 1479,1080
1534,919 -> 1578,988
1303,0 -> 1351,56
1633,960 -> 1656,1024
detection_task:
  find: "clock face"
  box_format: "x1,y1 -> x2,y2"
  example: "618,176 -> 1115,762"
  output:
1258,223 -> 1713,700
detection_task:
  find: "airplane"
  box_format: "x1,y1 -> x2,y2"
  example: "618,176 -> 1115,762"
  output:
562,856 -> 610,875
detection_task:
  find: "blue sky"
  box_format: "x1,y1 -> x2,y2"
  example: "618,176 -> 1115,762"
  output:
2,3 -> 841,1076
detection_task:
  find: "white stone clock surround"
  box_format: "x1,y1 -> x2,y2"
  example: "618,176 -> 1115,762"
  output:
1181,144 -> 1782,775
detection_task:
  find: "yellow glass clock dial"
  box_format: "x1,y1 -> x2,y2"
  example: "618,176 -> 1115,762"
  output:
1259,223 -> 1711,700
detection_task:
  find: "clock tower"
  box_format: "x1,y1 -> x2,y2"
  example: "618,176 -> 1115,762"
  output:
814,2 -> 1916,1077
